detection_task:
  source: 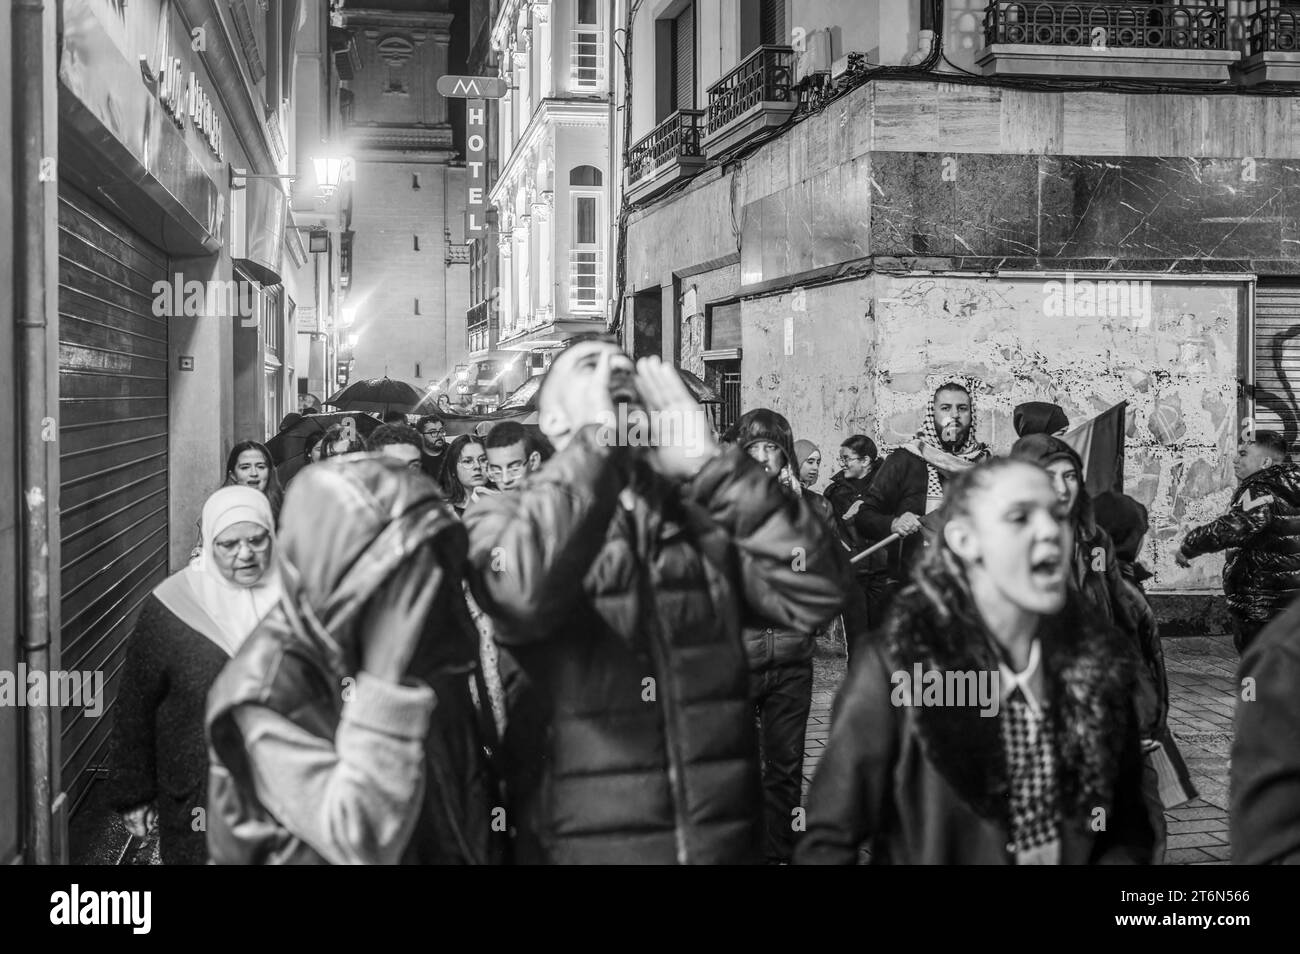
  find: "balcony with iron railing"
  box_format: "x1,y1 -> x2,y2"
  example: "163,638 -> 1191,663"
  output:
976,1 -> 1240,81
703,45 -> 796,157
626,109 -> 707,204
1241,1 -> 1300,83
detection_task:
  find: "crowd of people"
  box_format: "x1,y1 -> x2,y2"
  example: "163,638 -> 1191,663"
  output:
103,337 -> 1300,864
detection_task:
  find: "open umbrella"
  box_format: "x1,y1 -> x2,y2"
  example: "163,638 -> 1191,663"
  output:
327,377 -> 423,414
267,411 -> 380,468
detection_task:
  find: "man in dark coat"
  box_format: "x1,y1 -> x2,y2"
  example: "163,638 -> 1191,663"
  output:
732,408 -> 855,863
854,379 -> 991,594
415,414 -> 449,483
464,339 -> 849,864
1176,430 -> 1300,653
1231,593 -> 1300,864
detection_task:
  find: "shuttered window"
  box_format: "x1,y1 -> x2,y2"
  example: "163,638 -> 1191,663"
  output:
760,0 -> 785,45
57,184 -> 170,812
674,4 -> 695,112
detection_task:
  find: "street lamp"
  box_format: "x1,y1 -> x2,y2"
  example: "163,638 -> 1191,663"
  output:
312,156 -> 350,197
347,332 -> 361,350
341,306 -> 356,328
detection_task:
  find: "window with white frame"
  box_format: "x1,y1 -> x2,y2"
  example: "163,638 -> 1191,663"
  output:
572,0 -> 604,91
569,165 -> 603,311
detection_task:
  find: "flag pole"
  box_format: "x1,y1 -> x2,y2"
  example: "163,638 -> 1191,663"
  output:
850,533 -> 900,565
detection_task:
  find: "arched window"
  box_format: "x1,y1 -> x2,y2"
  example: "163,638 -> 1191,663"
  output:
569,165 -> 603,187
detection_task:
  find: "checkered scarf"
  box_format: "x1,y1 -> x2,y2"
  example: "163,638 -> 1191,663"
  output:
914,375 -> 990,498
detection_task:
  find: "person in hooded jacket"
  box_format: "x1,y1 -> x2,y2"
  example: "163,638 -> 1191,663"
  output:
734,409 -> 855,862
1176,430 -> 1300,653
798,458 -> 1154,865
464,341 -> 849,864
205,455 -> 503,865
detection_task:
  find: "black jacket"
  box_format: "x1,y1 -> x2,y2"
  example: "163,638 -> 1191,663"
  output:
853,450 -> 932,581
464,427 -> 847,864
797,587 -> 1154,865
107,596 -> 230,865
1181,462 -> 1300,623
1231,594 -> 1300,864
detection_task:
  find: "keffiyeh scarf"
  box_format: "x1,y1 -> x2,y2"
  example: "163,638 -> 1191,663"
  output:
904,375 -> 991,501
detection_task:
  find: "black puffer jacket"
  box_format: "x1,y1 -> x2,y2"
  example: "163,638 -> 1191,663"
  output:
464,426 -> 848,864
206,457 -> 502,865
1180,462 -> 1300,624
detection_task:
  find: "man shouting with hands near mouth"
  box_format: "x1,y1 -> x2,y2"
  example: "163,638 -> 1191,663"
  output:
464,336 -> 850,864
855,378 -> 991,611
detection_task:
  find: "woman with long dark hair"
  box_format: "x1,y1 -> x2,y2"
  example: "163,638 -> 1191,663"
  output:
439,434 -> 489,516
224,440 -> 284,525
798,457 -> 1153,864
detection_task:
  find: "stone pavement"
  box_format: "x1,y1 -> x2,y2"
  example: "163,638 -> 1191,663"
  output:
802,633 -> 1239,865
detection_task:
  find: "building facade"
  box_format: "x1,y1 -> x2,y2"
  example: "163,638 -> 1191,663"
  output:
338,0 -> 470,392
3,0 -> 344,863
618,0 -> 1300,594
486,0 -> 614,372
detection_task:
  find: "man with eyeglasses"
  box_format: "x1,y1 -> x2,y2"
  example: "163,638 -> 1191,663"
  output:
483,421 -> 545,491
415,414 -> 449,482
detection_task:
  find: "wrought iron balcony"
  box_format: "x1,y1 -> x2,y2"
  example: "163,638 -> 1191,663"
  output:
1241,2 -> 1300,83
977,1 -> 1239,81
704,45 -> 796,156
626,110 -> 707,203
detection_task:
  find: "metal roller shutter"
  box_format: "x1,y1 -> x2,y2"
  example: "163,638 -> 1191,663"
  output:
57,183 -> 170,811
1253,284 -> 1300,448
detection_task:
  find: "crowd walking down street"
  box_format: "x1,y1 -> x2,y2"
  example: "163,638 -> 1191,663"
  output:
65,339 -> 1300,867
9,1 -> 1300,897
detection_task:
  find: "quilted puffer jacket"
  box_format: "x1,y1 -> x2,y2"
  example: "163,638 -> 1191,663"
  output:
1180,462 -> 1300,624
464,426 -> 849,864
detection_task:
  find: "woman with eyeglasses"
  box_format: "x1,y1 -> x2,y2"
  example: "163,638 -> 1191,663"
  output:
107,486 -> 281,864
440,434 -> 491,516
825,435 -> 891,636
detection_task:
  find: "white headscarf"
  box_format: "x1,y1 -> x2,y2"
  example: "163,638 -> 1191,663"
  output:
154,486 -> 282,656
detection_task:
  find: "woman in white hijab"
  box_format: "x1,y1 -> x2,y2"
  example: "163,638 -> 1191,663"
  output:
106,486 -> 281,864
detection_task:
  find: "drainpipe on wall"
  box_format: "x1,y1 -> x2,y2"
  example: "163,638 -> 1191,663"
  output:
13,0 -> 55,865
906,0 -> 938,66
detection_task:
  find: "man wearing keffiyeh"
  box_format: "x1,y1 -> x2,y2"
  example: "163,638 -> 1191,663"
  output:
854,377 -> 991,603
